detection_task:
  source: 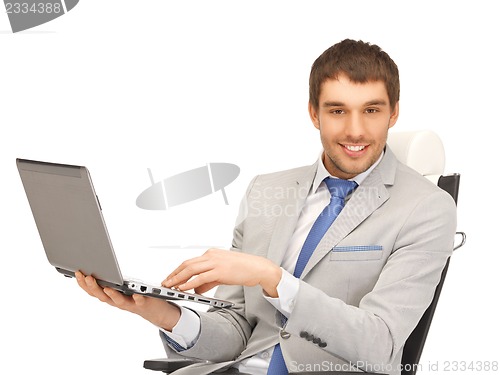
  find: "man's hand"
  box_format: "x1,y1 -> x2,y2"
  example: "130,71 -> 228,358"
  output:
75,271 -> 181,331
162,248 -> 282,298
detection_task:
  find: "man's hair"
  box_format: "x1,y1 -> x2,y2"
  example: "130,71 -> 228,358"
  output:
309,39 -> 400,111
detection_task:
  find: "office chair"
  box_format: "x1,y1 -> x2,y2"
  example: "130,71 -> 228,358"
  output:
144,130 -> 465,375
386,130 -> 465,375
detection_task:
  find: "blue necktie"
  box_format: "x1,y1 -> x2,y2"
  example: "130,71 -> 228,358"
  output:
267,177 -> 357,375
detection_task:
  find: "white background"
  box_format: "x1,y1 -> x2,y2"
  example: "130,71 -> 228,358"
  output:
1,1 -> 498,374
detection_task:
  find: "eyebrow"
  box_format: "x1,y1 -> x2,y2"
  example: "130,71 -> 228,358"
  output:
322,99 -> 388,107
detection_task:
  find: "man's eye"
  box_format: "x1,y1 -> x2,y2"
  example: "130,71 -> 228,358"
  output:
330,109 -> 344,115
365,108 -> 379,114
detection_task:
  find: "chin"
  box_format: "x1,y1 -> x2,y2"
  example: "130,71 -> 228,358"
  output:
334,161 -> 371,178
325,151 -> 374,178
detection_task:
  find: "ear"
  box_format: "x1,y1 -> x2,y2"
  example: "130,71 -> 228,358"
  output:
388,101 -> 399,129
308,102 -> 320,130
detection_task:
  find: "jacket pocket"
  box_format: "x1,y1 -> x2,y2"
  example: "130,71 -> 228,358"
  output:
329,245 -> 383,261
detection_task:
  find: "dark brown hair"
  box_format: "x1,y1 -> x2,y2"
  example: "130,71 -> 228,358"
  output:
309,39 -> 400,110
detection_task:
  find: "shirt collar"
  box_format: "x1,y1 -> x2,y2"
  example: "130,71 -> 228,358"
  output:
312,150 -> 384,193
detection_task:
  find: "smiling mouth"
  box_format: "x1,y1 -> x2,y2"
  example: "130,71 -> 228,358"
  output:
342,144 -> 367,152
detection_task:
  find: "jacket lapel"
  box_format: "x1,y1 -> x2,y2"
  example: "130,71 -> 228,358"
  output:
267,162 -> 317,266
300,147 -> 398,279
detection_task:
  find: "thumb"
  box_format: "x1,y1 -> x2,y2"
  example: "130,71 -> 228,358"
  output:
132,293 -> 148,306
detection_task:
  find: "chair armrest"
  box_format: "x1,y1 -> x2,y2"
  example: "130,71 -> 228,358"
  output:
143,358 -> 387,375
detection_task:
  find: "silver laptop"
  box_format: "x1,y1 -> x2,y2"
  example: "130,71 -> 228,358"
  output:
17,158 -> 233,309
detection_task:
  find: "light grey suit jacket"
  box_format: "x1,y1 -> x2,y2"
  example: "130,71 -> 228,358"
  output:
161,147 -> 457,375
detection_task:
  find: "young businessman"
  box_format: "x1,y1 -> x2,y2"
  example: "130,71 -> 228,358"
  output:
77,39 -> 457,375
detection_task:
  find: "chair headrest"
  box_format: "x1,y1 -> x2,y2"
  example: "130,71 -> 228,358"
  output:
387,130 -> 445,183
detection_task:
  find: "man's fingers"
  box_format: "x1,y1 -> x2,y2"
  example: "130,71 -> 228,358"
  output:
165,255 -> 206,280
103,288 -> 135,309
132,293 -> 148,306
75,271 -> 91,294
164,249 -> 223,284
193,281 -> 219,295
75,271 -> 116,305
176,270 -> 219,292
162,260 -> 213,288
85,276 -> 114,303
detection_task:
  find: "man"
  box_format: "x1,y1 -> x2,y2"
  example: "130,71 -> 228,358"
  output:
77,39 -> 457,375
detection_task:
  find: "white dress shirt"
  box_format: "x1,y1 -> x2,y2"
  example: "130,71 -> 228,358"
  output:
161,151 -> 384,374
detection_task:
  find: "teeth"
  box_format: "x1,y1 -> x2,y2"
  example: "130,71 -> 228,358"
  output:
345,145 -> 366,152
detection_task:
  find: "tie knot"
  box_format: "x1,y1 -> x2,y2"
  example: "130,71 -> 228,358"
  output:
324,177 -> 357,199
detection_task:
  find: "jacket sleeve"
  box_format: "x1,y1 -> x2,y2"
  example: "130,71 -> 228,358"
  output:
160,178 -> 259,362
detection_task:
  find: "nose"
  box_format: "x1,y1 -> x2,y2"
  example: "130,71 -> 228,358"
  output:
345,112 -> 365,141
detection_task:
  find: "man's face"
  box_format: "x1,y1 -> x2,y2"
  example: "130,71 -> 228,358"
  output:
309,74 -> 399,179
